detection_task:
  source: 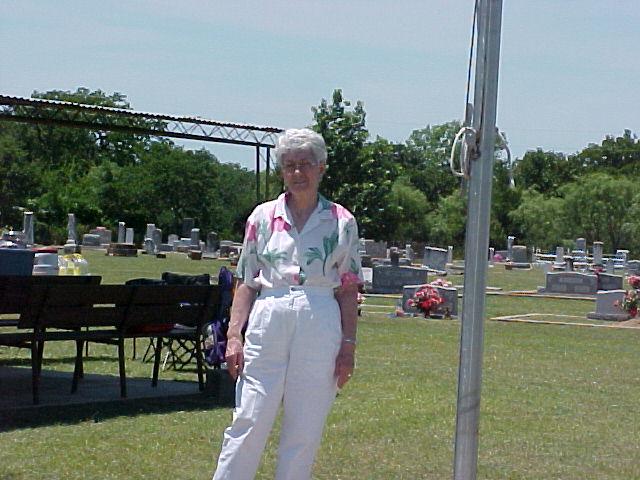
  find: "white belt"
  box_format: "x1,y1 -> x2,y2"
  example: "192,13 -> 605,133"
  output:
259,285 -> 335,298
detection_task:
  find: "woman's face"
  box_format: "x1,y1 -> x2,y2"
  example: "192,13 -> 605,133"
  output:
280,148 -> 325,197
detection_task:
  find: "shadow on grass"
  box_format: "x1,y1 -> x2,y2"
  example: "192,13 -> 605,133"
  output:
0,370 -> 236,433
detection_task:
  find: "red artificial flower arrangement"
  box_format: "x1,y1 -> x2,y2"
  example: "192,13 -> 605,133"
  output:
408,279 -> 450,318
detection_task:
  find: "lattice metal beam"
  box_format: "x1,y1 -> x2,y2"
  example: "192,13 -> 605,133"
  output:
0,95 -> 283,148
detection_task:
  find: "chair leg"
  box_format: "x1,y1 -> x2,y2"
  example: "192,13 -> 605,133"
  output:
72,340 -> 84,393
31,340 -> 40,405
152,337 -> 162,387
194,335 -> 205,391
118,337 -> 127,397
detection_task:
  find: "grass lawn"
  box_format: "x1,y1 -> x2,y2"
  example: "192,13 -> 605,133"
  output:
1,251 -> 639,479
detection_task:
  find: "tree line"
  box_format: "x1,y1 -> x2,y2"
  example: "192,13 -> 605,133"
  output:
1,87 -> 639,256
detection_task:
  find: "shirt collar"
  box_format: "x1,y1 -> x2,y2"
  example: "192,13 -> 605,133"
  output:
274,192 -> 334,229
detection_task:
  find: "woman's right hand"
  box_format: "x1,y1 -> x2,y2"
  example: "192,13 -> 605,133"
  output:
225,337 -> 244,380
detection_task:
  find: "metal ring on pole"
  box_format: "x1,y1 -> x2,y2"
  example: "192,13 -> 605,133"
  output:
496,129 -> 514,188
450,126 -> 477,178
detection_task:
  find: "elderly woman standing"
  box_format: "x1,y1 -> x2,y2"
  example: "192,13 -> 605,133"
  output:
212,128 -> 363,480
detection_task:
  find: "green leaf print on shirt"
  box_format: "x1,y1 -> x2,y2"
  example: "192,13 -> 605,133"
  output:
350,257 -> 360,275
258,248 -> 287,273
304,229 -> 339,275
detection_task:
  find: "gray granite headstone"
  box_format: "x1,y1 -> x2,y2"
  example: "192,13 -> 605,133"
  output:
507,235 -> 515,260
125,228 -> 134,244
540,272 -> 598,295
371,265 -> 429,294
190,228 -> 201,248
615,250 -> 629,267
586,290 -> 630,321
67,213 -> 78,244
605,258 -> 615,274
145,224 -> 156,241
447,246 -> 453,265
152,229 -> 162,253
168,234 -> 179,246
117,222 -> 126,244
364,239 -> 387,259
182,218 -> 195,238
22,211 -> 34,246
82,233 -> 102,246
597,273 -> 623,291
206,231 -> 219,253
627,260 -> 640,274
423,246 -> 448,271
555,246 -> 565,265
488,247 -> 495,264
143,238 -> 154,255
592,241 -> 603,266
576,237 -> 586,253
511,245 -> 529,264
389,248 -> 400,267
405,244 -> 413,262
89,228 -> 112,245
402,284 -> 458,317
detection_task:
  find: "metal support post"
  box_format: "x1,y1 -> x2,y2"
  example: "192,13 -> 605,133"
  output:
255,146 -> 261,203
453,1 -> 504,479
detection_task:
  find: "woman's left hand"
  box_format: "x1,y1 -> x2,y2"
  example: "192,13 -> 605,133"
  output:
334,342 -> 356,388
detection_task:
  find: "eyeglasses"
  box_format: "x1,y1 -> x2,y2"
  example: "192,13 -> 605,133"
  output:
280,160 -> 318,173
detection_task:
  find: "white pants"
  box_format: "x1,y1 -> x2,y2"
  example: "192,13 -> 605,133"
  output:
213,286 -> 342,480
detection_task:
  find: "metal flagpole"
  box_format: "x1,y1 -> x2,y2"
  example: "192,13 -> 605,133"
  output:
453,1 -> 504,479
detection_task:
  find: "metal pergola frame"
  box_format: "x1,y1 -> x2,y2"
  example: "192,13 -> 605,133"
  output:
0,95 -> 284,202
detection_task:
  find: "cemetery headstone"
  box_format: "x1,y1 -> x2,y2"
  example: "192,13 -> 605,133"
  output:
402,284 -> 459,317
447,246 -> 453,265
89,227 -> 112,245
405,244 -> 413,263
597,273 -> 623,291
152,229 -> 162,253
190,228 -> 201,248
592,241 -> 603,266
615,249 -> 629,267
168,234 -> 179,247
554,246 -> 565,266
575,237 -> 586,253
509,245 -> 529,267
389,248 -> 400,267
507,235 -> 515,260
22,211 -> 34,246
206,231 -> 219,253
82,233 -> 102,247
125,228 -> 134,245
627,260 -> 640,275
539,271 -> 598,295
67,213 -> 78,244
143,238 -> 154,255
488,247 -> 495,264
145,224 -> 156,241
605,258 -> 615,274
117,222 -> 126,244
364,239 -> 387,259
423,246 -> 448,271
586,290 -> 630,321
182,218 -> 195,238
371,265 -> 429,294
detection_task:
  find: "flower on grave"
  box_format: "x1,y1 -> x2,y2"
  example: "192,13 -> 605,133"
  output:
616,289 -> 639,318
628,275 -> 640,290
410,282 -> 445,318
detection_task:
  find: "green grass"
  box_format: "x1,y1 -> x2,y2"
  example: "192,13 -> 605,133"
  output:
1,253 -> 639,479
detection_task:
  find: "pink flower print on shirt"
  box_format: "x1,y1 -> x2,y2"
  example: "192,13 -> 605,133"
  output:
341,271 -> 361,287
272,216 -> 291,232
245,222 -> 258,242
331,203 -> 353,220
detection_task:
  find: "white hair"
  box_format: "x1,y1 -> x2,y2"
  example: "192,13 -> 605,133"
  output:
274,128 -> 328,166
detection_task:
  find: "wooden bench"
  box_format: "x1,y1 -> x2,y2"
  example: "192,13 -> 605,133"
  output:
0,283 -> 219,404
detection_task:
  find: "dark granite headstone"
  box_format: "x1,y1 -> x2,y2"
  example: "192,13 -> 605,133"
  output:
540,272 -> 598,295
423,246 -> 447,271
371,265 -> 429,294
597,273 -> 623,291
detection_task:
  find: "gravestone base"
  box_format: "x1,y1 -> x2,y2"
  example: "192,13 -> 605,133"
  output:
156,252 -> 167,259
106,243 -> 138,257
63,243 -> 82,254
189,250 -> 203,260
586,312 -> 631,321
505,262 -> 531,270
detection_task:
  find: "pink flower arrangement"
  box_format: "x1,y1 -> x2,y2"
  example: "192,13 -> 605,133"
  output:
408,283 -> 445,318
628,275 -> 640,290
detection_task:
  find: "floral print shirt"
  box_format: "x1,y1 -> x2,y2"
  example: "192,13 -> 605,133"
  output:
236,192 -> 364,290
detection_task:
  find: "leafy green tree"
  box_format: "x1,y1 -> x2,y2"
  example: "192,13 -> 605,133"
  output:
574,130 -> 640,177
427,192 -> 467,247
508,189 -> 565,250
559,173 -> 638,252
387,176 -> 430,242
513,149 -> 577,195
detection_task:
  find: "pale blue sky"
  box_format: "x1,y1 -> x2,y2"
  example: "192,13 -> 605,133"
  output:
1,0 -> 638,170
